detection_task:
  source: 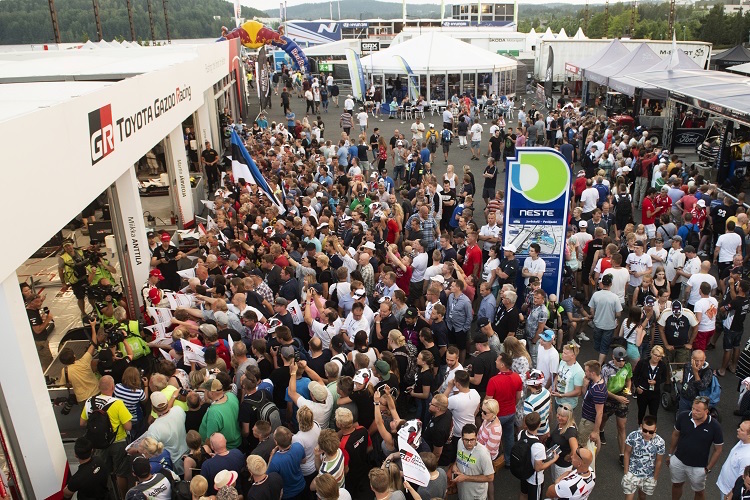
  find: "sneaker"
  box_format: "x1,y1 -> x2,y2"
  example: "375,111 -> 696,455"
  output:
577,332 -> 590,341
600,432 -> 607,445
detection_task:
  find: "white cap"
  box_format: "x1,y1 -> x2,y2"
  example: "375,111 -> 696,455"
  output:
503,243 -> 517,253
430,275 -> 446,284
697,199 -> 706,207
363,241 -> 376,250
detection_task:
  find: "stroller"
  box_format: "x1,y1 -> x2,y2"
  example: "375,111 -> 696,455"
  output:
661,362 -> 721,421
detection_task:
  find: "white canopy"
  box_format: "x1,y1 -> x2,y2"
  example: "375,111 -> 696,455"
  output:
303,39 -> 361,58
557,28 -> 568,40
359,32 -> 517,73
574,27 -> 587,40
727,61 -> 750,76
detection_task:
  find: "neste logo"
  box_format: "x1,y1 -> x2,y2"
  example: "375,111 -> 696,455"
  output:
509,150 -> 570,204
89,105 -> 115,165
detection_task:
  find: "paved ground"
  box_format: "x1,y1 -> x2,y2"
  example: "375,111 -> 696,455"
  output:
254,93 -> 747,499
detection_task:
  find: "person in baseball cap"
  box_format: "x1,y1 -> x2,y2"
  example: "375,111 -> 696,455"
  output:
160,232 -> 171,243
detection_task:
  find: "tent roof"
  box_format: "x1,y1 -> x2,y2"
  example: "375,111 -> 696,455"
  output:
727,61 -> 750,76
629,69 -> 750,121
566,39 -> 629,75
712,45 -> 750,64
303,39 -> 361,57
584,43 -> 661,86
360,31 -> 517,73
608,48 -> 700,96
573,27 -> 586,39
557,28 -> 568,39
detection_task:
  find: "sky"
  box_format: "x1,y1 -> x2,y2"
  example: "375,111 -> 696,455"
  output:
247,0 -> 594,13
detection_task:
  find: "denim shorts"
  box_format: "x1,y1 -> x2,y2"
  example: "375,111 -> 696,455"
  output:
593,326 -> 615,355
724,328 -> 744,350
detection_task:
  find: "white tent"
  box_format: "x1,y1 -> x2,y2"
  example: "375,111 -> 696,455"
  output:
541,27 -> 555,40
574,27 -> 587,40
557,28 -> 569,40
359,32 -> 518,100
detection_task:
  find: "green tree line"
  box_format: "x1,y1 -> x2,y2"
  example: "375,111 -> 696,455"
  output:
518,2 -> 750,47
0,0 -> 267,44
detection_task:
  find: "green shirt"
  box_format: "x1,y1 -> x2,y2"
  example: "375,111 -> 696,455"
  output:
199,392 -> 242,449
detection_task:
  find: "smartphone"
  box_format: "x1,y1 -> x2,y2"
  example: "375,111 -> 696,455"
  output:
179,388 -> 189,396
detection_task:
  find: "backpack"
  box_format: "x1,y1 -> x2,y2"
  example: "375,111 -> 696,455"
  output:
159,467 -> 191,500
686,224 -> 700,249
84,396 -> 118,449
245,391 -> 282,431
397,343 -> 419,387
320,87 -> 328,100
613,193 -> 632,219
429,131 -> 437,145
510,432 -> 539,480
441,128 -> 452,144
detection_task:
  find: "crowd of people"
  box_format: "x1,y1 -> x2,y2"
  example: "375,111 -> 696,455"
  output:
49,79 -> 750,500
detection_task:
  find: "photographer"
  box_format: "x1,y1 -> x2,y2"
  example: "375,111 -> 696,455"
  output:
94,323 -> 135,384
58,240 -> 89,318
86,247 -> 117,288
25,293 -> 54,370
59,319 -> 101,404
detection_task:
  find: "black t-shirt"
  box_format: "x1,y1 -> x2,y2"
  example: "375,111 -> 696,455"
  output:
307,350 -> 332,376
201,148 -> 218,166
185,404 -> 210,433
342,427 -> 372,484
247,471 -> 284,500
423,409 -> 453,451
441,246 -> 457,263
498,258 -> 519,286
426,344 -> 442,368
711,203 -> 736,233
494,305 -> 520,341
726,296 -> 750,331
66,457 -> 110,500
351,389 -> 376,430
27,307 -> 50,341
269,366 -> 291,408
489,136 -> 503,154
664,314 -> 693,347
483,164 -> 498,188
468,350 -> 498,393
732,476 -> 750,500
257,357 -> 274,380
358,144 -> 370,162
152,244 -> 179,276
415,368 -> 435,393
372,314 -> 398,352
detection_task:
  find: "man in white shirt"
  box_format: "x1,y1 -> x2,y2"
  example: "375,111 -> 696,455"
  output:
469,122 -> 483,160
647,238 -> 668,273
665,236 -> 686,299
438,346 -> 464,395
344,94 -> 355,114
693,282 -> 719,351
717,420 -> 750,498
684,260 -> 718,310
602,253 -> 630,307
356,107 -> 369,133
411,117 -> 425,141
580,179 -> 600,218
676,245 -> 702,302
537,329 -> 559,390
341,302 -> 371,347
442,108 -> 453,130
443,370 -> 481,441
478,211 -> 501,257
522,243 -> 546,286
625,241 -> 653,288
714,221 -> 743,276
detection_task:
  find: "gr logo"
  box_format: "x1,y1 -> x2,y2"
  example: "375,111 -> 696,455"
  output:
89,104 -> 115,165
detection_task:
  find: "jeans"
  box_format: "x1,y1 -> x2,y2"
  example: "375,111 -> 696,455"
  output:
593,326 -> 615,355
500,413 -> 515,464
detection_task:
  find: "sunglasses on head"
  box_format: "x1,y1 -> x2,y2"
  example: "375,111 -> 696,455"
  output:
559,404 -> 571,412
694,396 -> 709,404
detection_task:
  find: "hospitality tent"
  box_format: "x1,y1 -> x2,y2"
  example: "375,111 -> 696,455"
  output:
584,43 -> 661,86
565,39 -> 630,76
573,27 -> 587,40
360,31 -> 518,100
608,48 -> 701,97
726,61 -> 750,76
711,45 -> 750,71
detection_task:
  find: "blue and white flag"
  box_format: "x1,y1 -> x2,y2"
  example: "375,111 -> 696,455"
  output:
394,55 -> 419,102
345,48 -> 367,101
229,130 -> 285,214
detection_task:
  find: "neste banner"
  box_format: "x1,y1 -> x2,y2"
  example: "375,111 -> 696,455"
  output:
503,148 -> 572,298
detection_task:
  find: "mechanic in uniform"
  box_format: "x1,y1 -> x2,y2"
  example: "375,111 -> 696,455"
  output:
58,240 -> 89,318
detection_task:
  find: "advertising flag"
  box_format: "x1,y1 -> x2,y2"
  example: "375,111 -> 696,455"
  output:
398,437 -> 430,487
345,48 -> 367,101
544,46 -> 554,110
394,55 -> 419,102
229,130 -> 285,213
503,148 -> 572,297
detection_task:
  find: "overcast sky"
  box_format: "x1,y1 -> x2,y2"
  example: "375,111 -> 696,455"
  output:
248,0 -> 594,13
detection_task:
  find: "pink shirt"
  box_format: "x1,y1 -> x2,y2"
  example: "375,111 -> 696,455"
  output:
478,418 -> 503,460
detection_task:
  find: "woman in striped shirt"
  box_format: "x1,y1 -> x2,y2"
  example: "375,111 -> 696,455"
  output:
478,398 -> 503,500
114,366 -> 147,437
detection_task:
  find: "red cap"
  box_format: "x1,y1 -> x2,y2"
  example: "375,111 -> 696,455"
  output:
148,287 -> 161,304
160,233 -> 171,242
149,269 -> 164,279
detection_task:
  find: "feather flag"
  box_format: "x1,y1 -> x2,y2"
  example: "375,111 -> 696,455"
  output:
393,55 -> 419,102
345,48 -> 367,101
229,130 -> 285,214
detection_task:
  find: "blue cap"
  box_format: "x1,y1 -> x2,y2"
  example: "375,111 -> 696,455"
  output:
540,329 -> 555,342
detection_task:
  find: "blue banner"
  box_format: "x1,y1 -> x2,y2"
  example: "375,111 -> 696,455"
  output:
229,130 -> 285,213
286,22 -> 341,44
345,48 -> 367,101
503,148 -> 572,297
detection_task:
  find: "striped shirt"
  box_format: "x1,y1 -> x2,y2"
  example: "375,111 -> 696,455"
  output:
113,384 -> 145,422
478,419 -> 503,460
319,449 -> 346,488
524,387 -> 552,435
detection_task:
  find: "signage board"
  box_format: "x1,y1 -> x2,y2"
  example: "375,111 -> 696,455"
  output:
361,41 -> 380,53
503,148 -> 572,297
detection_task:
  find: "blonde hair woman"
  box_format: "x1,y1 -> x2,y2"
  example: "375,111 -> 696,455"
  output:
443,164 -> 457,189
139,436 -> 173,473
633,345 -> 669,423
548,404 -> 579,479
189,475 -> 208,500
504,336 -> 532,427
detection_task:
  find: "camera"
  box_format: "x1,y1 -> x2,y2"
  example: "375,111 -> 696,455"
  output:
179,388 -> 190,396
294,351 -> 300,363
58,393 -> 77,415
104,323 -> 125,346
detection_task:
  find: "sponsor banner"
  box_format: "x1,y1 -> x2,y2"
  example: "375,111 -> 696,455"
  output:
342,22 -> 368,28
544,46 -> 554,110
398,437 -> 430,487
669,91 -> 750,125
503,148 -> 572,297
442,20 -> 512,27
345,48 -> 367,101
564,62 -> 580,75
673,128 -> 708,147
286,22 -> 342,44
166,126 -> 195,229
360,41 -> 380,53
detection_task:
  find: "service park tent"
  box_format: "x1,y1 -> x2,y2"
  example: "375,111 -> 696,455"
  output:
609,48 -> 702,98
711,45 -> 750,70
360,31 -> 518,100
583,43 -> 661,87
565,38 -> 630,76
726,61 -> 750,76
